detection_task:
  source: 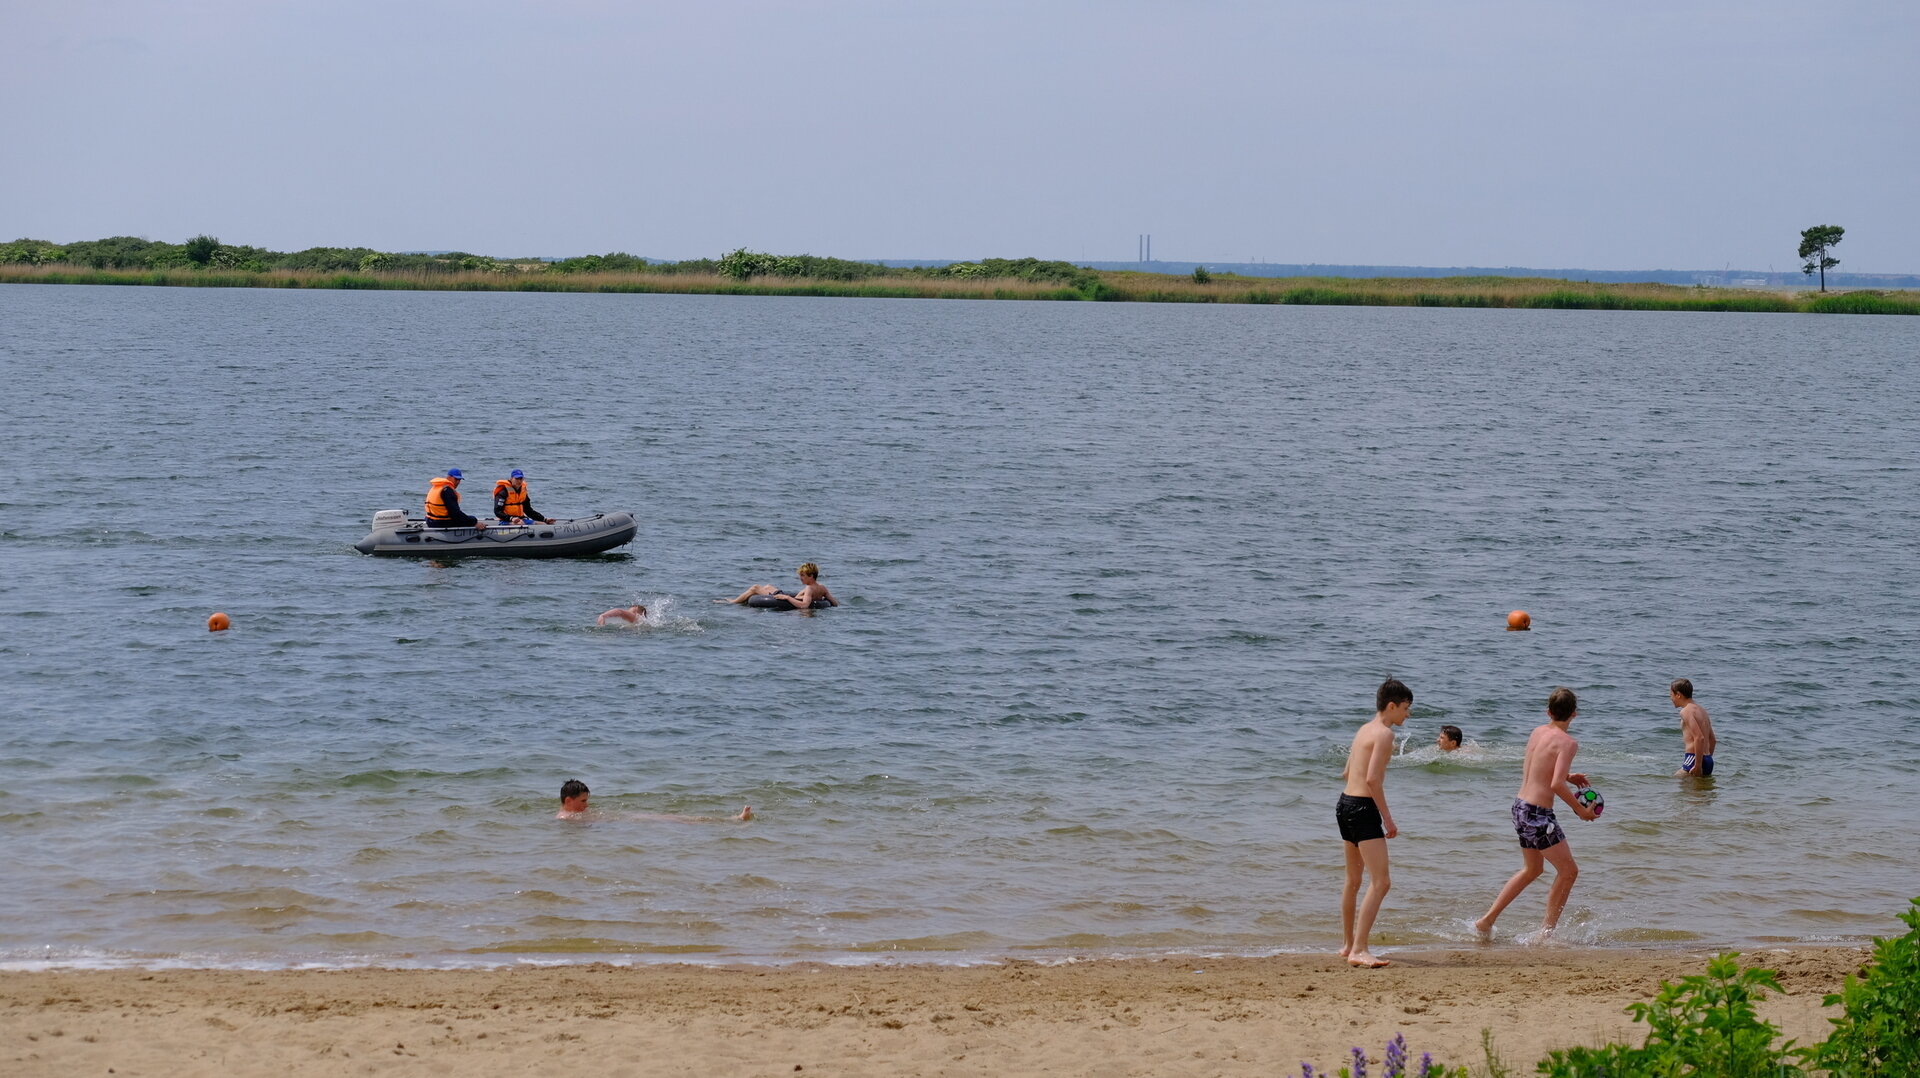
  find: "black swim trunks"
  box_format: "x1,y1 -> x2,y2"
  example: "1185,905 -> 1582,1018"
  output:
1511,797 -> 1565,851
1336,794 -> 1386,844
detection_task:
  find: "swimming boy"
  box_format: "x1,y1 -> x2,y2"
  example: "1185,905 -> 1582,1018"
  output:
1474,687 -> 1596,940
1436,725 -> 1464,753
1670,679 -> 1717,777
1336,677 -> 1412,968
596,604 -> 648,626
555,779 -> 752,822
721,562 -> 838,609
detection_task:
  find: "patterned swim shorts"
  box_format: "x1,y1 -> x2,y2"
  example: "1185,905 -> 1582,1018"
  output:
1511,798 -> 1565,851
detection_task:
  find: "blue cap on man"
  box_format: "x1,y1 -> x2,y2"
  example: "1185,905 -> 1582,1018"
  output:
446,468 -> 463,479
510,469 -> 524,479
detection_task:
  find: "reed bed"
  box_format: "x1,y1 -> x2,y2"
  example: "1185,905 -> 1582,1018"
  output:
3,262 -> 1914,315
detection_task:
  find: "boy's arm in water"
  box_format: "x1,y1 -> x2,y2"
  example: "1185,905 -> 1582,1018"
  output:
631,806 -> 754,823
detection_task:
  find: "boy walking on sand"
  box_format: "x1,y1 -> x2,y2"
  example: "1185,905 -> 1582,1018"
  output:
1336,677 -> 1412,968
1475,687 -> 1596,940
1670,679 -> 1717,777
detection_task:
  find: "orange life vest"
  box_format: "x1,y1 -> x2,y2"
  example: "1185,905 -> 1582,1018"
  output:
494,478 -> 529,518
425,476 -> 459,521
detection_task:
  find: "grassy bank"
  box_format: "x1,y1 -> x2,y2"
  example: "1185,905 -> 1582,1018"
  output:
4,262 -> 1915,314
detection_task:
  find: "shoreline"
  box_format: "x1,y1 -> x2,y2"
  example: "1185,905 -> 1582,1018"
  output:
2,945 -> 1869,1076
0,934 -> 1877,974
4,266 -> 1915,314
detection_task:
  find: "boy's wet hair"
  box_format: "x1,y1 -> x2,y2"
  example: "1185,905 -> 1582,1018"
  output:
560,779 -> 589,801
1440,724 -> 1464,746
797,562 -> 821,578
1547,686 -> 1578,721
1376,677 -> 1413,710
1670,678 -> 1693,699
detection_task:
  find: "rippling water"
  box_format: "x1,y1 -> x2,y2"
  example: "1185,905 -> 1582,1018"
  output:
3,284 -> 1916,968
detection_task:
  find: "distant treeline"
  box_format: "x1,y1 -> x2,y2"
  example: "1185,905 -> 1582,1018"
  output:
4,236 -> 1916,314
0,235 -> 1097,287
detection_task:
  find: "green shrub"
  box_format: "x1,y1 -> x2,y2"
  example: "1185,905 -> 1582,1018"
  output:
184,234 -> 219,266
1192,265 -> 1211,284
1807,898 -> 1920,1077
1538,953 -> 1803,1077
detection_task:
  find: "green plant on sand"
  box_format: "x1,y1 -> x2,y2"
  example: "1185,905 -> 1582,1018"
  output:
1805,897 -> 1920,1077
1538,953 -> 1803,1077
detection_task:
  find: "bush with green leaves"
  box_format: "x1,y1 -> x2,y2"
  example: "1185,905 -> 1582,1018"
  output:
0,238 -> 67,264
1806,897 -> 1920,1077
1192,265 -> 1212,283
1538,953 -> 1803,1077
184,234 -> 220,265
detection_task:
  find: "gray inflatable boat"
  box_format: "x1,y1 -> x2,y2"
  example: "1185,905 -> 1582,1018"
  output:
354,510 -> 638,558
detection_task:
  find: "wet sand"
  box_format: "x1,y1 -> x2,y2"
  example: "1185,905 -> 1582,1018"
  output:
1,946 -> 1867,1077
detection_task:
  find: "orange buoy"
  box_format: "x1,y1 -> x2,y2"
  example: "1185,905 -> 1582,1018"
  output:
1506,610 -> 1531,632
208,612 -> 231,632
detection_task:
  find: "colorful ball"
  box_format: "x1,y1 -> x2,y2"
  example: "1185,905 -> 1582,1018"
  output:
1506,609 -> 1531,631
1574,786 -> 1604,817
207,612 -> 231,632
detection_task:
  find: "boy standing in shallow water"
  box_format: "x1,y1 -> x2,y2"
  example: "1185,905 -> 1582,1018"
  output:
1475,686 -> 1596,940
1336,677 -> 1412,968
1670,678 -> 1717,777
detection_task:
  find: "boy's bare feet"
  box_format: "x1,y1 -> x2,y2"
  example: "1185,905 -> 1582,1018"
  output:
1345,951 -> 1390,968
736,805 -> 754,821
1472,916 -> 1495,939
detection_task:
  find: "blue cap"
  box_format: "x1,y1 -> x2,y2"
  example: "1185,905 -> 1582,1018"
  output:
446,468 -> 463,479
510,469 -> 524,479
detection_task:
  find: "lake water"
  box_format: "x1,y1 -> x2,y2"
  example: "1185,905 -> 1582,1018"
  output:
2,284 -> 1916,969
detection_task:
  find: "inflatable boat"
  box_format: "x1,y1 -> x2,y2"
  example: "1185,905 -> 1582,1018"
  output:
354,510 -> 637,558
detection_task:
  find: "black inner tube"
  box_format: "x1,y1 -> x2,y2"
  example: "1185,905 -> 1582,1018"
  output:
746,594 -> 830,610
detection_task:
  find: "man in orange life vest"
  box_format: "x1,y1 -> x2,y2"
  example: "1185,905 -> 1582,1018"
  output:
423,468 -> 485,529
493,469 -> 555,525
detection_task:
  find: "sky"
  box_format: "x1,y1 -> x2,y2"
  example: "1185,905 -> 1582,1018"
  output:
5,0 -> 1916,271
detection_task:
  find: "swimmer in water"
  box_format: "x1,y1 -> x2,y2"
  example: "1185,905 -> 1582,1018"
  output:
556,779 -> 752,822
720,562 -> 838,609
596,604 -> 647,626
1436,725 -> 1464,753
1670,678 -> 1717,777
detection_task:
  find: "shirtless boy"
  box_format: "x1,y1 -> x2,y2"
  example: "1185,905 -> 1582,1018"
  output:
1670,679 -> 1717,777
1474,687 -> 1596,940
556,779 -> 752,822
1336,677 -> 1412,968
597,604 -> 647,626
721,562 -> 838,609
1436,725 -> 1464,753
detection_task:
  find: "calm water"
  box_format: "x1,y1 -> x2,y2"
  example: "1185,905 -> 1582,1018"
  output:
3,284 -> 1917,969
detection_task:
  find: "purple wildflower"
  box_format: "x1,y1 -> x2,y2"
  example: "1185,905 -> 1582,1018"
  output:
1350,1045 -> 1368,1078
1384,1033 -> 1408,1078
1416,1051 -> 1435,1078
1300,1064 -> 1317,1078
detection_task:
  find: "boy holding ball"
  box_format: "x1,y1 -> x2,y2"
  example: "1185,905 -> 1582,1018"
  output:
1474,686 -> 1597,940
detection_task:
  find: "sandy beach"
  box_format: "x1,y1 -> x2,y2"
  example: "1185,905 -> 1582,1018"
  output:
2,946 -> 1866,1077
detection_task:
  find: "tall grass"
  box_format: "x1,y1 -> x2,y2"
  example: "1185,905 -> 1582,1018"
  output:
2,262 -> 1913,315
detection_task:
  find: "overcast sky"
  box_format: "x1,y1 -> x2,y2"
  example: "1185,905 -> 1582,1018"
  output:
6,1 -> 1915,271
